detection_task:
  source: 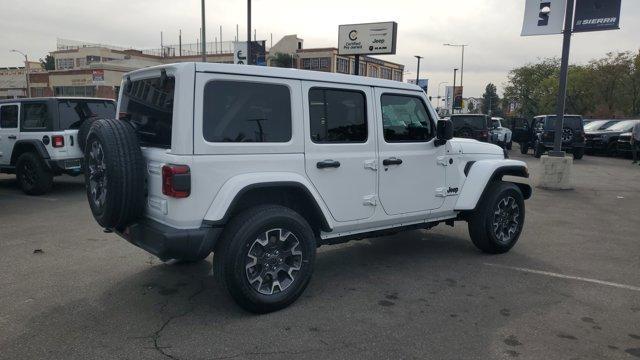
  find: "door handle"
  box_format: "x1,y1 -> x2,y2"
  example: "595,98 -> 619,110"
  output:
316,160 -> 341,169
8,135 -> 17,140
383,157 -> 403,166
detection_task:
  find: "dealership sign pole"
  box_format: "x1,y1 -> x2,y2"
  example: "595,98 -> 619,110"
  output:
522,0 -> 621,157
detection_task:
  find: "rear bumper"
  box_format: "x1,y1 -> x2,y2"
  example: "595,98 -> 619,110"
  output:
46,158 -> 83,175
585,140 -> 607,150
116,218 -> 223,261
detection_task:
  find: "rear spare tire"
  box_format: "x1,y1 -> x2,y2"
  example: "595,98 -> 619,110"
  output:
84,119 -> 145,230
78,117 -> 99,153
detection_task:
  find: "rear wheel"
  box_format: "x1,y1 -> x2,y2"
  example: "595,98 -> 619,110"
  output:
506,140 -> 513,150
214,205 -> 316,313
573,147 -> 584,160
468,181 -> 525,254
16,152 -> 53,195
606,141 -> 619,157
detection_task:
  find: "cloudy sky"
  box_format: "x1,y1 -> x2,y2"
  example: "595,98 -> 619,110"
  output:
1,0 -> 638,97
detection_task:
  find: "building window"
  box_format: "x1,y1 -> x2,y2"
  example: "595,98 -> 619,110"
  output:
359,63 -> 366,76
54,86 -> 96,97
56,58 -> 74,70
33,87 -> 45,97
380,67 -> 392,80
392,70 -> 403,82
301,57 -> 330,71
369,66 -> 378,78
86,55 -> 101,64
336,58 -> 350,74
308,88 -> 367,143
76,58 -> 86,68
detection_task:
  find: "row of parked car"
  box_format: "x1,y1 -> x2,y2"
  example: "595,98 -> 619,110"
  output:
444,113 -> 638,160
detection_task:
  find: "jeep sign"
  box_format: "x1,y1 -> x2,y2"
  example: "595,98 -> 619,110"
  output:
521,0 -> 567,36
338,22 -> 398,55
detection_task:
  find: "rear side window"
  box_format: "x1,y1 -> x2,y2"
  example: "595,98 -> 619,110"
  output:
450,115 -> 487,130
203,81 -> 292,142
120,76 -> 175,148
381,94 -> 434,142
309,88 -> 367,143
544,116 -> 583,129
0,105 -> 19,128
22,103 -> 50,131
58,100 -> 116,129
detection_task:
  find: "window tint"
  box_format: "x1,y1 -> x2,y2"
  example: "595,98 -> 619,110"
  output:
309,89 -> 367,143
120,76 -> 175,148
0,105 -> 19,128
381,94 -> 434,142
203,81 -> 291,142
22,103 -> 50,130
58,100 -> 116,129
450,115 -> 488,130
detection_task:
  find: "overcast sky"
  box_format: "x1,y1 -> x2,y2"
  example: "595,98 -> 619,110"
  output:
1,0 -> 638,97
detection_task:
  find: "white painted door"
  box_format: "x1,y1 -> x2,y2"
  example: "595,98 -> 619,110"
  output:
303,82 -> 377,222
0,103 -> 20,165
375,89 -> 446,216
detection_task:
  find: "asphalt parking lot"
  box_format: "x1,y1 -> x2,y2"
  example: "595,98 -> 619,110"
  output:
1,148 -> 639,360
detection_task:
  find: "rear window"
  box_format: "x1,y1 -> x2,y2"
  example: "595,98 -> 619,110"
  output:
120,75 -> 175,148
21,103 -> 51,131
203,81 -> 292,143
309,88 -> 367,143
58,100 -> 116,129
450,115 -> 487,130
544,116 -> 583,129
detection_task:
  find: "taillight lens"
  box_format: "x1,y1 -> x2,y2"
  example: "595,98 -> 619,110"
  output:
52,135 -> 64,148
162,164 -> 190,198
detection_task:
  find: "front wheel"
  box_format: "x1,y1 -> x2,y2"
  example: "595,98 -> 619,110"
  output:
519,143 -> 529,155
534,142 -> 544,158
214,205 -> 316,313
506,141 -> 513,150
468,181 -> 525,254
573,147 -> 584,160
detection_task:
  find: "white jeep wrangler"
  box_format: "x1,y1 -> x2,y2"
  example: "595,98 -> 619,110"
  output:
82,63 -> 531,313
0,97 -> 115,194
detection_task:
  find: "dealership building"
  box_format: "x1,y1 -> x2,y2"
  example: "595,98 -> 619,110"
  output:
2,35 -> 404,100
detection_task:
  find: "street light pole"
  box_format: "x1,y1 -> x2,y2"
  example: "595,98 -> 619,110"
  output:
11,50 -> 29,98
444,43 -> 468,106
452,68 -> 458,114
200,0 -> 206,62
550,0 -> 576,157
436,81 -> 448,108
247,0 -> 252,65
414,55 -> 423,85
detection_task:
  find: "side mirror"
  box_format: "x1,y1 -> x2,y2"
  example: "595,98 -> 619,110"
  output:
435,120 -> 453,146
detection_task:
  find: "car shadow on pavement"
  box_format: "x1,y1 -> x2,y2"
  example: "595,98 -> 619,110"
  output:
0,175 -> 85,196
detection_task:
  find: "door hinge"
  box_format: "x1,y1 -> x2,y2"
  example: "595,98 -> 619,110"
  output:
435,187 -> 447,197
363,195 -> 377,206
364,159 -> 378,171
437,156 -> 449,166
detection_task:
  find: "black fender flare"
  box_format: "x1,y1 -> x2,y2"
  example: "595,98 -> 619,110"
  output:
10,140 -> 50,165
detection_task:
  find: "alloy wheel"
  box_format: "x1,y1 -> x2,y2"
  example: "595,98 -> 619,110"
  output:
245,228 -> 303,295
87,141 -> 108,209
492,196 -> 520,244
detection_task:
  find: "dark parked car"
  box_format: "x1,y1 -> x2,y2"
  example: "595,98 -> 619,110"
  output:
617,132 -> 633,156
513,115 -> 585,160
584,120 -> 640,156
450,114 -> 491,143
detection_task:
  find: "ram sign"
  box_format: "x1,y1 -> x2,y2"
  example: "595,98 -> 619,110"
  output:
338,22 -> 398,56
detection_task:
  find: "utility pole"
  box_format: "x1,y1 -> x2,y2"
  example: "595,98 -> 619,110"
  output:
219,25 -> 222,54
247,0 -> 252,65
11,50 -> 29,98
550,0 -> 576,157
200,0 -> 206,62
414,55 -> 423,85
444,44 -> 468,105
179,29 -> 182,56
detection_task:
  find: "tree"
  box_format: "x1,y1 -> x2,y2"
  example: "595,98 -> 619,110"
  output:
269,52 -> 293,68
40,54 -> 55,70
482,83 -> 501,116
504,58 -> 559,118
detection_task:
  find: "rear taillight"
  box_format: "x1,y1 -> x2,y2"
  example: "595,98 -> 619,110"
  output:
162,164 -> 190,198
480,130 -> 489,139
52,135 -> 64,148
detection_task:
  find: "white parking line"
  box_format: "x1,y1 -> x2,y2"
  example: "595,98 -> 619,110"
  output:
484,263 -> 640,292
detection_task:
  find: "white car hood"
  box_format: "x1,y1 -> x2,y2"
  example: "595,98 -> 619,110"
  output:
451,138 -> 504,155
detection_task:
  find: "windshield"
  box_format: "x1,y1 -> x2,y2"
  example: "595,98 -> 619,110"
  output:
583,120 -> 607,131
58,100 -> 116,129
450,115 -> 487,130
606,120 -> 640,132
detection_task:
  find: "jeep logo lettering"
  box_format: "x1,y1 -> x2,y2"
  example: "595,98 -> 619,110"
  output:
447,187 -> 459,194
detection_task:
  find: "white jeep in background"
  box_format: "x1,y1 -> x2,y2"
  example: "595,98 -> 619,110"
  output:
81,63 -> 531,313
490,117 -> 513,150
0,97 -> 115,194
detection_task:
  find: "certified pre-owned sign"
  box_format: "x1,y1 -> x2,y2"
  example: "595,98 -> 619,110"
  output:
338,22 -> 398,56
